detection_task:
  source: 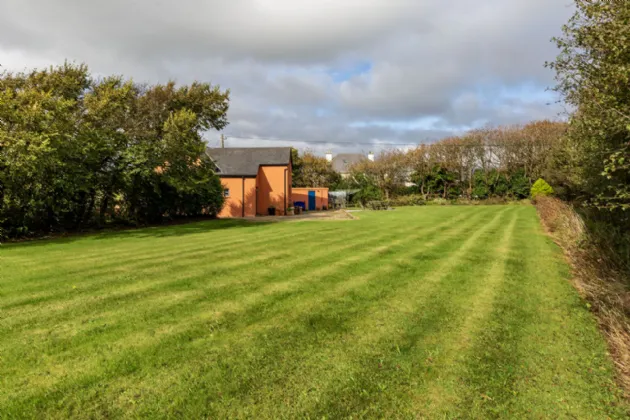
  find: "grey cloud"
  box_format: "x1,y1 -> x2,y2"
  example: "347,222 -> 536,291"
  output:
337,0 -> 571,120
0,0 -> 573,154
0,0 -> 419,64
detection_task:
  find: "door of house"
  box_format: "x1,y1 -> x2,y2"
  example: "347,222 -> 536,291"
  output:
308,190 -> 316,210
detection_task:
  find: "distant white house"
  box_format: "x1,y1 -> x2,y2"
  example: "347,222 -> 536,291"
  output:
328,152 -> 374,178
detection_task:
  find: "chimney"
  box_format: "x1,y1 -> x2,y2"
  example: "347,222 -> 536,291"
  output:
325,151 -> 333,162
368,151 -> 375,162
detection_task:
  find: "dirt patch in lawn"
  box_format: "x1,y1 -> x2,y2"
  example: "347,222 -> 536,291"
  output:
246,210 -> 356,223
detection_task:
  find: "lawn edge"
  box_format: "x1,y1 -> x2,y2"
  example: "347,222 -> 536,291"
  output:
534,197 -> 630,399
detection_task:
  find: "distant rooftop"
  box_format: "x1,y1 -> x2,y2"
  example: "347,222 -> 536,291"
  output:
331,153 -> 366,174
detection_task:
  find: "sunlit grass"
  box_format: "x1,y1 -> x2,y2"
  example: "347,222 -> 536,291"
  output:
0,206 -> 626,418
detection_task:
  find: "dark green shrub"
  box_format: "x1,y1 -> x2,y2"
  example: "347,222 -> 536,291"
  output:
447,183 -> 463,199
389,194 -> 426,207
367,201 -> 389,210
509,170 -> 530,198
427,198 -> 449,206
393,185 -> 419,196
488,169 -> 509,197
353,184 -> 383,206
472,171 -> 489,199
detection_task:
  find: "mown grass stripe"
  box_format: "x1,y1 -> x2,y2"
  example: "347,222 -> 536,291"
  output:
298,207 -> 513,418
0,222 -> 355,296
455,208 -> 627,419
0,206 -> 626,419
61,208 -> 498,416
0,211 -> 460,394
1,209 -> 448,269
4,208 -> 452,316
410,207 -> 521,415
0,222 -> 339,292
4,208 -> 473,351
0,220 -> 414,356
0,217 -> 377,301
0,208 -> 488,412
0,218 -> 412,335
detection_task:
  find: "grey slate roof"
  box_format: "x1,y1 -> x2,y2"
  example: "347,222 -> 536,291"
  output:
205,147 -> 292,176
331,153 -> 366,174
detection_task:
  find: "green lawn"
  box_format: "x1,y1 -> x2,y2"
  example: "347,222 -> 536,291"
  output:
0,206 -> 627,418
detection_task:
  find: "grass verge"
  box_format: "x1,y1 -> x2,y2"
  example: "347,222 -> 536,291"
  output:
535,196 -> 630,394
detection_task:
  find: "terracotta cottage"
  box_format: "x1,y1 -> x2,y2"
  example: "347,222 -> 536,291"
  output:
205,147 -> 292,218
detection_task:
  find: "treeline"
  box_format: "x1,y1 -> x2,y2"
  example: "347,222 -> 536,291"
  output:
343,120 -> 567,203
291,149 -> 341,188
540,0 -> 630,386
549,0 -> 630,213
0,63 -> 229,238
545,0 -> 630,274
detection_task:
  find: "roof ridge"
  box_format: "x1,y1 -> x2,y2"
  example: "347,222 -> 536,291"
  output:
205,147 -> 291,176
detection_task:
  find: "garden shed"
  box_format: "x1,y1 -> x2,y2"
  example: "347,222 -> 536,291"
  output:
292,188 -> 329,211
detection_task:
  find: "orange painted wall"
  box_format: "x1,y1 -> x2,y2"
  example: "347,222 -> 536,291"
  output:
257,165 -> 291,215
218,177 -> 256,218
218,164 -> 292,218
243,178 -> 257,216
292,188 -> 329,210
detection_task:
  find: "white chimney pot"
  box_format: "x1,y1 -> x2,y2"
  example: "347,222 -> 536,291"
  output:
326,152 -> 333,162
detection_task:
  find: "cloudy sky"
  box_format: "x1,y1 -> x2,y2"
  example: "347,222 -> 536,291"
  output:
0,0 -> 573,153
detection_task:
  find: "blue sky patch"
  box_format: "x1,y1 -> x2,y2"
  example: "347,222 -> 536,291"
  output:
328,61 -> 372,83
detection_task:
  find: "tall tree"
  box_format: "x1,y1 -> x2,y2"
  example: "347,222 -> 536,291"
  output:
350,149 -> 409,199
292,150 -> 340,188
548,0 -> 630,209
0,63 -> 229,237
0,63 -> 90,232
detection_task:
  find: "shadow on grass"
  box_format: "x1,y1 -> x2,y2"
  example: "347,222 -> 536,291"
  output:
2,218 -> 273,249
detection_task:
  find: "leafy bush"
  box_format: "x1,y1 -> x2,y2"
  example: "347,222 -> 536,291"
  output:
389,194 -> 426,207
352,184 -> 383,206
427,198 -> 449,206
531,178 -> 554,199
367,201 -> 389,210
470,171 -> 488,199
453,197 -> 511,206
393,186 -> 420,196
508,170 -> 530,198
489,170 -> 510,197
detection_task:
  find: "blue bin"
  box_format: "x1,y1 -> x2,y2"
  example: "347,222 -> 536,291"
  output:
294,201 -> 306,210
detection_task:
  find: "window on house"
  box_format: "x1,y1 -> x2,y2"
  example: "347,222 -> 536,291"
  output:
224,188 -> 230,198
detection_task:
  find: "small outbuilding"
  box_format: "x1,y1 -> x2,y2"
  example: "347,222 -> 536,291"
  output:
292,188 -> 329,211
